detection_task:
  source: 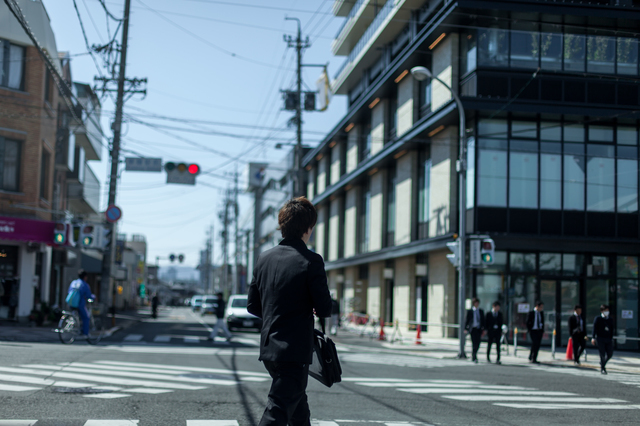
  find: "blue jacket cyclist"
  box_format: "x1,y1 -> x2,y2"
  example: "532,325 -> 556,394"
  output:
67,269 -> 95,336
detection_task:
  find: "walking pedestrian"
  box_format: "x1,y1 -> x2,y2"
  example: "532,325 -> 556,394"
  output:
568,304 -> 586,365
526,301 -> 545,364
485,301 -> 503,364
209,292 -> 233,342
330,294 -> 340,336
247,196 -> 332,426
592,304 -> 614,375
465,298 -> 485,363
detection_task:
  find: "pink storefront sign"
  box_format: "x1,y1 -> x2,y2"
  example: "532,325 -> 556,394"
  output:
0,216 -> 56,245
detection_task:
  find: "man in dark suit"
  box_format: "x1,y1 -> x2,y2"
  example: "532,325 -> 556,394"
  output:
465,298 -> 485,363
526,301 -> 545,364
568,304 -> 586,365
592,304 -> 614,375
248,197 -> 332,426
485,301 -> 503,364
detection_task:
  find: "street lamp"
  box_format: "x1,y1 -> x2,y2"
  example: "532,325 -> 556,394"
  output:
411,66 -> 468,359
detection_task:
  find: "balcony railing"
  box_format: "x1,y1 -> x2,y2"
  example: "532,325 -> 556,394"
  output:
67,163 -> 100,214
335,0 -> 368,38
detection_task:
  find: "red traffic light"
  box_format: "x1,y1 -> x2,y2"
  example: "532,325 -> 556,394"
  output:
188,164 -> 200,175
482,241 -> 493,250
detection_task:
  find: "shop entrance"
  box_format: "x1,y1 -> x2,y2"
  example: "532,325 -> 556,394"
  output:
0,246 -> 19,319
540,279 -> 581,346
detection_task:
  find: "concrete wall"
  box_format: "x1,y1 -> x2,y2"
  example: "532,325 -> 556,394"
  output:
344,187 -> 358,258
395,151 -> 416,245
316,156 -> 327,195
430,126 -> 458,237
344,266 -> 357,313
369,170 -> 385,251
328,196 -> 343,261
367,261 -> 384,318
394,256 -> 415,331
427,250 -> 458,338
431,33 -> 460,112
330,142 -> 343,185
346,126 -> 359,173
396,76 -> 414,136
370,100 -> 386,156
315,205 -> 326,259
307,167 -> 315,200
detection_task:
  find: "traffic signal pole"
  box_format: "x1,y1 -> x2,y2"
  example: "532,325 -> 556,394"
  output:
101,0 -> 131,326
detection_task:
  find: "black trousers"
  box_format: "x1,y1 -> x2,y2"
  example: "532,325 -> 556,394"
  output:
259,360 -> 310,426
572,335 -> 586,361
597,338 -> 614,369
470,328 -> 482,361
487,332 -> 501,361
529,330 -> 543,362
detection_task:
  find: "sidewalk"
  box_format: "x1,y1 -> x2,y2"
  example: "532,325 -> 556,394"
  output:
340,323 -> 640,374
0,308 -> 150,344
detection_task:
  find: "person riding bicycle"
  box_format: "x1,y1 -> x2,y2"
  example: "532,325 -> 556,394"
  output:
67,270 -> 95,337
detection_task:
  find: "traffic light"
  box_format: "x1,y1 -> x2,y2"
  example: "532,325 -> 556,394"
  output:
79,224 -> 95,247
169,254 -> 176,262
446,241 -> 460,268
481,238 -> 495,265
165,162 -> 200,185
304,92 -> 316,111
102,225 -> 113,250
178,254 -> 184,263
53,222 -> 67,245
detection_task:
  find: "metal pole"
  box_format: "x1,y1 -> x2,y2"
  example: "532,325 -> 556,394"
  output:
233,170 -> 239,295
101,0 -> 131,326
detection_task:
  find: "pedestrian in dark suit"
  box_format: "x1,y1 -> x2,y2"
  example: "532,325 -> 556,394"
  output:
526,301 -> 545,364
568,304 -> 586,365
591,304 -> 614,375
247,197 -> 332,426
485,301 -> 503,364
465,298 -> 485,363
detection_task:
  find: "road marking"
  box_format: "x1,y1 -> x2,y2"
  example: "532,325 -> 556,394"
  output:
186,422 -> 239,426
443,396 -> 626,403
400,389 -> 576,395
96,361 -> 270,378
0,421 -> 37,425
0,373 -> 55,386
123,334 -> 143,342
311,422 -> 339,426
83,393 -> 132,399
84,421 -> 139,425
356,383 -> 532,390
494,403 -> 640,410
125,388 -> 173,394
0,384 -> 41,392
153,335 -> 171,343
184,336 -> 202,344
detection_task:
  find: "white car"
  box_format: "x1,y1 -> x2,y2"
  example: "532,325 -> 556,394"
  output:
225,295 -> 262,331
191,295 -> 203,312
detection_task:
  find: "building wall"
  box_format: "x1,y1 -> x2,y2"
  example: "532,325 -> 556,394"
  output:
316,156 -> 327,195
369,170 -> 385,251
395,151 -> 416,245
346,126 -> 359,173
367,261 -> 383,318
344,266 -> 357,313
430,126 -> 458,236
307,167 -> 315,200
394,255 -> 415,330
370,100 -> 386,156
330,142 -> 342,185
431,33 -> 459,111
428,250 -> 457,338
315,205 -> 327,259
328,196 -> 342,261
396,76 -> 414,136
344,187 -> 358,258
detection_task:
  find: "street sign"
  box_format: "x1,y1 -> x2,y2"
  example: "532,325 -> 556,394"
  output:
105,205 -> 122,223
469,240 -> 481,266
125,157 -> 162,172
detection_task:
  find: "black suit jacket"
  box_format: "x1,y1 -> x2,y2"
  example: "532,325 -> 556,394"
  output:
247,238 -> 332,364
485,311 -> 503,336
526,310 -> 545,332
465,308 -> 485,331
568,314 -> 586,338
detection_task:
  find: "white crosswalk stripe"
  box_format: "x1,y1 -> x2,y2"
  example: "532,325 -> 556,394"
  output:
123,334 -> 144,342
531,365 -> 640,389
0,360 -> 270,399
339,353 -> 466,369
0,421 -> 433,426
350,378 -> 640,410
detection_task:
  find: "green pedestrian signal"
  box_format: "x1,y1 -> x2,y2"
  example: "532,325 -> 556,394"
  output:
79,225 -> 95,247
53,223 -> 66,245
480,239 -> 495,266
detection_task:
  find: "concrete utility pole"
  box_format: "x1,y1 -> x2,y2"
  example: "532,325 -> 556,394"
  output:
233,171 -> 240,295
220,191 -> 230,293
101,0 -> 131,322
284,18 -> 309,198
244,229 -> 251,293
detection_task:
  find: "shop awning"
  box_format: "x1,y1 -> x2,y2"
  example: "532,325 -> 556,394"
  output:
0,216 -> 55,245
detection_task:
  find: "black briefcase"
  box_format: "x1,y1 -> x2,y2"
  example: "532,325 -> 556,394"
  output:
308,327 -> 342,387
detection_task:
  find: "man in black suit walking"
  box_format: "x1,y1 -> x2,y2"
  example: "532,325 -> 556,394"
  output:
465,298 -> 485,363
592,304 -> 614,375
248,197 -> 332,426
485,301 -> 503,364
526,301 -> 545,364
568,304 -> 586,365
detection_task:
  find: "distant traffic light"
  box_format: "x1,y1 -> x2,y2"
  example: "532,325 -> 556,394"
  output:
103,225 -> 113,250
169,254 -> 176,262
178,254 -> 184,263
53,222 -> 67,245
79,225 -> 95,247
165,162 -> 200,185
481,239 -> 495,265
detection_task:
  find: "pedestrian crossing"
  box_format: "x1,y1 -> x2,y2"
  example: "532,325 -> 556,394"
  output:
0,420 -> 433,426
0,360 -> 270,398
348,378 -> 640,410
530,364 -> 640,389
338,353 -> 464,369
117,333 -> 259,346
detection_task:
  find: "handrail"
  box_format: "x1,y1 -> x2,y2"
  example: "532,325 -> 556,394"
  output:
334,0 -> 367,39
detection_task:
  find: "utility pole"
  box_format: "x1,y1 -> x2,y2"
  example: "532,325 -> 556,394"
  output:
233,170 -> 240,295
244,229 -> 251,293
220,191 -> 230,294
284,18 -> 309,198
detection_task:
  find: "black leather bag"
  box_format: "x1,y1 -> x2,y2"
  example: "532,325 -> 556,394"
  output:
308,324 -> 342,387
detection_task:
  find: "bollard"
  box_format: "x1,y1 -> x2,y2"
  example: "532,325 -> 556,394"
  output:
514,327 -> 518,356
551,328 -> 556,359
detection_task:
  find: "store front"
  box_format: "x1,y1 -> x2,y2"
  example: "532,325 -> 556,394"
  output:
473,251 -> 640,352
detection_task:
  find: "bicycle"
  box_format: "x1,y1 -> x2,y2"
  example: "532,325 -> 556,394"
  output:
54,299 -> 103,345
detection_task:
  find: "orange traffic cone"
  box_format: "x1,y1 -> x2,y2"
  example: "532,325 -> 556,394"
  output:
565,337 -> 573,360
415,326 -> 423,345
378,317 -> 386,341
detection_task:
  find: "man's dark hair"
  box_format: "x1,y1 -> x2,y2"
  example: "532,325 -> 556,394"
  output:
472,297 -> 480,304
217,292 -> 223,298
493,301 -> 501,307
535,300 -> 544,307
78,269 -> 88,279
575,304 -> 582,310
600,304 -> 610,311
278,196 -> 317,240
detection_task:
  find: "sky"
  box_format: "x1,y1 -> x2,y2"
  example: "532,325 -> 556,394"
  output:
40,0 -> 347,269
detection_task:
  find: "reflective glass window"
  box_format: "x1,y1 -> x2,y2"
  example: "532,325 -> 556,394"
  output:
467,138 -> 475,209
587,36 -> 616,74
617,256 -> 639,278
592,256 -> 610,276
564,154 -> 585,210
512,121 -> 537,139
540,253 -> 562,273
617,126 -> 637,145
586,145 -> 615,212
478,148 -> 507,207
418,157 -> 431,226
540,33 -> 562,71
461,32 -> 477,74
618,159 -> 639,212
7,44 -> 25,90
617,37 -> 639,75
511,30 -> 540,68
588,125 -> 614,143
540,122 -> 561,141
478,119 -> 508,138
478,28 -> 509,66
564,123 -> 585,142
540,152 -> 562,209
564,34 -> 586,72
510,253 -> 537,272
563,254 -> 585,275
509,141 -> 538,209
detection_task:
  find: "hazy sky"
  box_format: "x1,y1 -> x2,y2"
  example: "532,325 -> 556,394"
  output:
40,0 -> 347,268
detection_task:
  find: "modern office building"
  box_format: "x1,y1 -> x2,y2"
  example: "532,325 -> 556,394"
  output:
304,0 -> 640,350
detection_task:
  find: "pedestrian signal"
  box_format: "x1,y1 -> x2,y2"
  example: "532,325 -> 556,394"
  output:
53,222 -> 67,245
481,238 -> 495,265
446,241 -> 460,268
80,225 -> 95,247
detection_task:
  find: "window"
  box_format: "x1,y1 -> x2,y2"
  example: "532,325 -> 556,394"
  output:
617,37 -> 639,75
587,36 -> 615,74
586,145 -> 615,212
563,151 -> 585,210
588,125 -> 614,143
617,158 -> 638,212
0,137 -> 21,192
540,31 -> 562,71
358,183 -> 370,254
44,69 -> 52,103
0,40 -> 25,90
564,123 -> 585,143
540,143 -> 562,210
461,32 -> 477,74
386,166 -> 396,247
617,126 -> 638,145
478,139 -> 507,207
388,93 -> 397,142
40,150 -> 50,200
564,34 -> 586,72
478,28 -> 508,66
418,151 -> 431,239
509,140 -> 538,209
510,26 -> 539,69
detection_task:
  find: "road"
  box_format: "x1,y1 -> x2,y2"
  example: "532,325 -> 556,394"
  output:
1,306 -> 640,425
